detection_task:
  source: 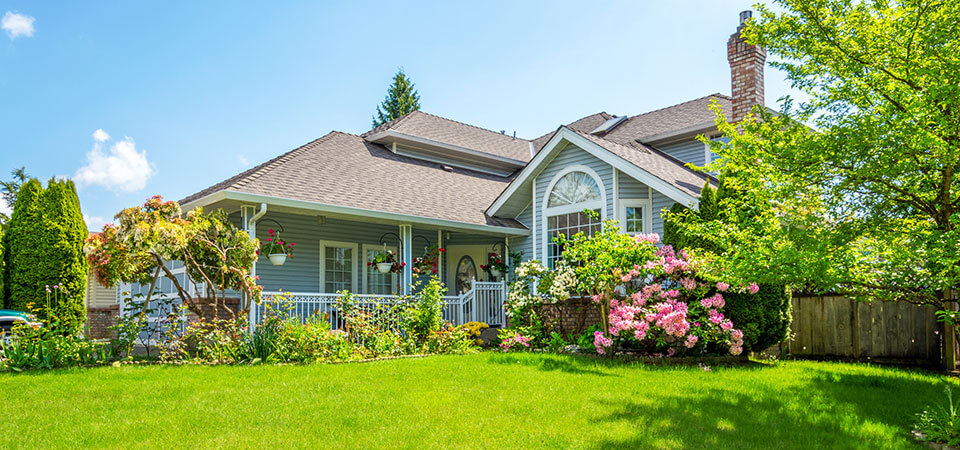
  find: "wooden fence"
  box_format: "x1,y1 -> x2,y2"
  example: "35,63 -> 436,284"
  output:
786,295 -> 947,365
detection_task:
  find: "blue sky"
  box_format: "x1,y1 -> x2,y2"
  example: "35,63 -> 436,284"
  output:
0,1 -> 800,229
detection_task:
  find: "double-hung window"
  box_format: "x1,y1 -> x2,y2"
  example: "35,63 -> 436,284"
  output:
320,241 -> 358,293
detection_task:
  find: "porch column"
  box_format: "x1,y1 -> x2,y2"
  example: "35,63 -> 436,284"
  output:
400,224 -> 413,295
240,205 -> 256,331
437,229 -> 444,286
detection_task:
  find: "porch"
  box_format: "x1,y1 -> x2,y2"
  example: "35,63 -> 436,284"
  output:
254,279 -> 507,330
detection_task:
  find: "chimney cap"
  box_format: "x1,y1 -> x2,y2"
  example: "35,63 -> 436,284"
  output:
739,10 -> 752,25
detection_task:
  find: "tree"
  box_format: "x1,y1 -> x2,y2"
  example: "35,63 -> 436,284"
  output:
372,69 -> 421,128
3,179 -> 45,311
0,166 -> 30,225
39,179 -> 88,329
678,1 -> 960,314
85,196 -> 262,321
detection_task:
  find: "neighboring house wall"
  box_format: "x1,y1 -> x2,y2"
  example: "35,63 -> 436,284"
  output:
85,272 -> 116,308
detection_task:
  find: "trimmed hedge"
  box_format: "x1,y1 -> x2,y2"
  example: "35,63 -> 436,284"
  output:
3,179 -> 87,330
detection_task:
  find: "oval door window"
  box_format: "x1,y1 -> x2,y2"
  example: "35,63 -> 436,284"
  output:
455,255 -> 477,295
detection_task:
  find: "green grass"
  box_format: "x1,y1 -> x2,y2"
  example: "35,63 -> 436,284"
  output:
0,353 -> 954,448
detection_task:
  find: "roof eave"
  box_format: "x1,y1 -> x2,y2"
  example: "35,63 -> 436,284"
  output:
183,190 -> 529,236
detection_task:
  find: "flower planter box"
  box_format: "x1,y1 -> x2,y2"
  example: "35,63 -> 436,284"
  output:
268,254 -> 287,266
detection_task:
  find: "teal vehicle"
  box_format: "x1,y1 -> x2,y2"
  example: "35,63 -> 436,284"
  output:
0,309 -> 41,344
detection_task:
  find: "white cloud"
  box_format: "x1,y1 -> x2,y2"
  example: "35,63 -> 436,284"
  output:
83,214 -> 108,231
238,155 -> 250,167
2,12 -> 35,39
75,130 -> 154,192
0,200 -> 11,217
92,128 -> 110,143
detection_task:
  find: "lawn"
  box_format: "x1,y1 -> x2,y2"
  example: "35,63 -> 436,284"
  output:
0,353 -> 953,448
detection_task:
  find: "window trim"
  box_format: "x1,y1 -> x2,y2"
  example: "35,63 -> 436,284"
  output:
541,165 -> 607,267
319,240 -> 359,293
619,199 -> 653,235
361,244 -> 398,295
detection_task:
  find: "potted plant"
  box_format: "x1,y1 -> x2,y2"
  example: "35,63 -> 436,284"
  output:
367,249 -> 403,274
412,245 -> 445,277
260,228 -> 295,266
481,252 -> 508,280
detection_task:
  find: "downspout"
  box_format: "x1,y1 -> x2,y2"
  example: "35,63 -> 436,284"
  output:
245,203 -> 267,331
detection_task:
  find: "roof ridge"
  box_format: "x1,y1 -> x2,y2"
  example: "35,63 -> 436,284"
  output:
412,110 -> 533,142
625,93 -> 729,121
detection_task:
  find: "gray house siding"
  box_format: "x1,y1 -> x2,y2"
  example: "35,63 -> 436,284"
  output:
652,191 -> 675,236
511,205 -> 533,261
534,142 -> 615,221
251,212 -> 441,293
657,139 -> 707,167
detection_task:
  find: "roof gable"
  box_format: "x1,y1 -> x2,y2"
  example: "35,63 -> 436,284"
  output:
487,127 -> 711,219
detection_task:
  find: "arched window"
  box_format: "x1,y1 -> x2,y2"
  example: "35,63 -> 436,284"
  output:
543,168 -> 605,267
548,171 -> 601,207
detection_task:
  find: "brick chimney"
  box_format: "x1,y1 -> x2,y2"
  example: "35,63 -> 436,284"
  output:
727,10 -> 766,122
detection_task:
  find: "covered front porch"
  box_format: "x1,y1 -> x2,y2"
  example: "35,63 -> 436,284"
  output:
230,198 -> 525,328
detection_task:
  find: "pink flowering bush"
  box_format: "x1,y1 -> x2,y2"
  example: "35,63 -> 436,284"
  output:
499,329 -> 532,352
560,219 -> 756,357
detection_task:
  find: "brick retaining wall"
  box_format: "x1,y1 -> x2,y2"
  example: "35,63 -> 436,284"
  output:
86,305 -> 119,339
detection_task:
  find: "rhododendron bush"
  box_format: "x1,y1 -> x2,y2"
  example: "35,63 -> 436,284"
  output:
556,218 -> 755,356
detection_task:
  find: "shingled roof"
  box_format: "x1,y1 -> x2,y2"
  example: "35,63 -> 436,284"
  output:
180,131 -> 524,229
570,130 -> 712,198
602,94 -> 730,146
362,110 -> 532,162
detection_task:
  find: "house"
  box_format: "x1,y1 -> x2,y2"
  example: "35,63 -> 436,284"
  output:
171,11 -> 765,328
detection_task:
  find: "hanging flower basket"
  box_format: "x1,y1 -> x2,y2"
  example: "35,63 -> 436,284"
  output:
481,252 -> 507,280
259,228 -> 295,267
368,249 -> 403,274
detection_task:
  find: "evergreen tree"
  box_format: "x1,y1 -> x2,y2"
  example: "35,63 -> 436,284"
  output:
372,69 -> 421,128
0,166 -> 30,225
4,179 -> 44,311
39,179 -> 88,330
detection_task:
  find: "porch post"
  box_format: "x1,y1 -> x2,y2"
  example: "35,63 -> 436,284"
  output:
240,205 -> 256,332
437,229 -> 444,286
400,224 -> 413,295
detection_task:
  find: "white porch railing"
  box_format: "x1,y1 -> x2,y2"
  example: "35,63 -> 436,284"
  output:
252,280 -> 506,330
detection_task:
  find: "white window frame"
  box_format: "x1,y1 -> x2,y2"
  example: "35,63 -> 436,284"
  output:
541,165 -> 607,267
619,199 -> 653,235
319,240 -> 359,293
362,244 -> 398,295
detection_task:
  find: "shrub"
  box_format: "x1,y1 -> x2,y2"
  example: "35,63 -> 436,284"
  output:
663,179 -> 792,352
724,284 -> 791,352
1,301 -> 110,371
499,328 -> 532,352
915,388 -> 960,447
403,277 -> 446,344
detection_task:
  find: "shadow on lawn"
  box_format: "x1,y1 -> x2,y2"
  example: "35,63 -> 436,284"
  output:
587,364 -> 953,448
486,353 -> 615,377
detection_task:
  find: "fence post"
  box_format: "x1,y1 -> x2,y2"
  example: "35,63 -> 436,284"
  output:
944,301 -> 958,370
